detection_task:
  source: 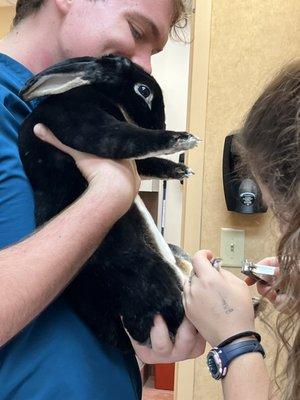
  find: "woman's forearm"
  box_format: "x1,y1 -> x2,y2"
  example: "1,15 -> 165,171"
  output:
0,186 -> 124,346
222,353 -> 270,400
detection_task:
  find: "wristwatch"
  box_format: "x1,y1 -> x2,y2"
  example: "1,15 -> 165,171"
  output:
207,339 -> 265,380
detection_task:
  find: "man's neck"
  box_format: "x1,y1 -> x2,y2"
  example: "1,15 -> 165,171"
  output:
0,9 -> 64,73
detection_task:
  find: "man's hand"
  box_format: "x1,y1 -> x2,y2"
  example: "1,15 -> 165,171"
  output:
33,123 -> 141,219
126,315 -> 206,364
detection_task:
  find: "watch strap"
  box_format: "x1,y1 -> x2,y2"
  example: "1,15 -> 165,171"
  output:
207,339 -> 265,380
218,339 -> 265,367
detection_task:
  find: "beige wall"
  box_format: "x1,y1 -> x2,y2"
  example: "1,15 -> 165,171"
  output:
199,0 -> 300,259
178,0 -> 300,399
0,6 -> 14,38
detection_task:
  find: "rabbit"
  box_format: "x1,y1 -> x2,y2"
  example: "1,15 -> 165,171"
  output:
19,55 -> 198,350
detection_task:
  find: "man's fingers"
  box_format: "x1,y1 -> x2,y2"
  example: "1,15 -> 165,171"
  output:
121,320 -> 153,363
174,317 -> 199,356
175,317 -> 197,342
34,123 -> 81,159
128,338 -> 153,364
123,314 -> 204,364
34,124 -> 63,148
174,317 -> 206,359
190,334 -> 206,358
130,160 -> 138,176
34,123 -> 103,169
150,315 -> 173,355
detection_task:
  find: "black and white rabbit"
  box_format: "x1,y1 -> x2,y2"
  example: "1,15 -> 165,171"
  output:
19,55 -> 198,349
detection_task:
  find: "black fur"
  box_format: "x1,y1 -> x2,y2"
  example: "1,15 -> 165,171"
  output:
19,55 -> 197,349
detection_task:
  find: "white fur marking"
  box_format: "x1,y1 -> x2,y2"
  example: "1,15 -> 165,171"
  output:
118,105 -> 136,125
134,195 -> 185,283
133,136 -> 199,160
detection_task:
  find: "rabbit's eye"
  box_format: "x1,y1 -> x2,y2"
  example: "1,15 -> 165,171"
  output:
134,83 -> 154,109
138,84 -> 151,98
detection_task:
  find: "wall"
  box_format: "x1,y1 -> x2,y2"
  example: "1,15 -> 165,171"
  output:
177,0 -> 300,399
198,0 -> 300,259
0,6 -> 14,38
152,35 -> 190,246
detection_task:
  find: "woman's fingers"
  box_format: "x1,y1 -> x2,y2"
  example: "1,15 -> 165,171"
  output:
191,249 -> 215,278
256,281 -> 277,302
257,257 -> 279,268
245,276 -> 257,286
245,257 -> 279,286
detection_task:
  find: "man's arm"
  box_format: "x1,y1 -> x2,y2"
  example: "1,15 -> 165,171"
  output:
1,123 -> 205,363
0,124 -> 140,346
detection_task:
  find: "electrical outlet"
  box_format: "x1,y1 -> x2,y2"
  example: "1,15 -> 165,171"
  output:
220,228 -> 245,267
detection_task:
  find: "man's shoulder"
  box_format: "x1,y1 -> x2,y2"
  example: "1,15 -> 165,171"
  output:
0,64 -> 23,108
0,54 -> 32,104
0,53 -> 32,85
0,68 -> 34,126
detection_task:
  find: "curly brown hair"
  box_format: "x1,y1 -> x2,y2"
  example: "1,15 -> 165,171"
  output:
236,62 -> 300,400
13,0 -> 192,36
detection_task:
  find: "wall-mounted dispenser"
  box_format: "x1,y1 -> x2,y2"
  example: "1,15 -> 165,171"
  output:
222,134 -> 267,214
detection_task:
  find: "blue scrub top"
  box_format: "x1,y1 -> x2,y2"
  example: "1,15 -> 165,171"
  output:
0,53 -> 141,400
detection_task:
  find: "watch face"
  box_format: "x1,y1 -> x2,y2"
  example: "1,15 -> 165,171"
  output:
207,350 -> 222,380
207,354 -> 219,375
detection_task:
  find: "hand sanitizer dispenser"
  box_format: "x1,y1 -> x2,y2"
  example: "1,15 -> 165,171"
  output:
222,134 -> 267,214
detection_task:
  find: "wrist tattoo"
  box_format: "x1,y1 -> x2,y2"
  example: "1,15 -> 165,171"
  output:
222,298 -> 234,314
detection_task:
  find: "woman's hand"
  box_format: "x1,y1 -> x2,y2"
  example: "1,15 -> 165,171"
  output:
33,123 -> 140,218
183,250 -> 255,348
245,256 -> 287,309
125,315 -> 206,364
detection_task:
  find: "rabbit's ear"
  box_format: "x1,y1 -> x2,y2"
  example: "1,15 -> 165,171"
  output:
20,56 -> 98,100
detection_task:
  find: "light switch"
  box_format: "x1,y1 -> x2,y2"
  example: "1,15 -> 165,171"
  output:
220,228 -> 245,267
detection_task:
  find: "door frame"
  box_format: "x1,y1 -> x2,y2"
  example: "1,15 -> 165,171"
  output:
174,1 -> 212,399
